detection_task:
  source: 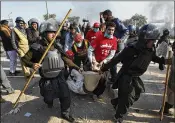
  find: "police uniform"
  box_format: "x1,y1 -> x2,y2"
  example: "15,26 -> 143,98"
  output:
101,24 -> 165,122
21,22 -> 79,122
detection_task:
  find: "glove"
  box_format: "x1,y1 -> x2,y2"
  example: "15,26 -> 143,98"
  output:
159,64 -> 165,71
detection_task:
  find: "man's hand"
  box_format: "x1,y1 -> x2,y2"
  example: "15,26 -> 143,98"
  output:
165,58 -> 172,65
32,63 -> 41,71
98,61 -> 104,68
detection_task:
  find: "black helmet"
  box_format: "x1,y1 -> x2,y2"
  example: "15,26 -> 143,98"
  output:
139,24 -> 160,40
163,29 -> 169,36
45,23 -> 57,32
128,25 -> 136,33
0,20 -> 8,25
103,9 -> 112,16
28,18 -> 39,27
15,17 -> 25,23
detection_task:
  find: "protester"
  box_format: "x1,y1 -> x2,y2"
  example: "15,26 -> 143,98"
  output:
0,20 -> 19,76
85,22 -> 102,43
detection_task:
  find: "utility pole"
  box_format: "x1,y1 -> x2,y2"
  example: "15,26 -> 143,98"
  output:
45,1 -> 49,19
0,1 -> 1,20
8,12 -> 12,19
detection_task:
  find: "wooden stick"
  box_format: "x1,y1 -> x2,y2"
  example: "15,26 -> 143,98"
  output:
13,9 -> 72,108
160,51 -> 172,121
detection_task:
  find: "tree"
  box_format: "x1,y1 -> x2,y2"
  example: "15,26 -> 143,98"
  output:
123,13 -> 147,28
130,14 -> 147,27
67,16 -> 80,24
122,19 -> 132,27
43,13 -> 56,21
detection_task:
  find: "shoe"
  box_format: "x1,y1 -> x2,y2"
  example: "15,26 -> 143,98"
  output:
114,116 -> 123,123
7,88 -> 15,94
9,72 -> 16,76
111,98 -> 118,109
92,95 -> 104,102
61,114 -> 75,122
15,70 -> 21,75
159,102 -> 173,116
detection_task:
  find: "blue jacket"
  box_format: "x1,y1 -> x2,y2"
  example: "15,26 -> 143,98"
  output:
112,18 -> 129,39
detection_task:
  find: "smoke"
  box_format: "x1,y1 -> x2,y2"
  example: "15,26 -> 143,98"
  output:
148,2 -> 174,29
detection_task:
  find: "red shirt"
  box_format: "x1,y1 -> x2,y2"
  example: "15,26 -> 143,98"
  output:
85,29 -> 102,43
91,34 -> 118,62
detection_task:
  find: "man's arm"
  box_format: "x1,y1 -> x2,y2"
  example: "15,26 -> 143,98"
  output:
21,49 -> 34,68
64,33 -> 70,52
113,18 -> 129,41
11,29 -> 18,51
101,46 -> 132,72
87,45 -> 95,63
26,29 -> 40,45
152,51 -> 165,64
54,42 -> 80,70
102,50 -> 116,64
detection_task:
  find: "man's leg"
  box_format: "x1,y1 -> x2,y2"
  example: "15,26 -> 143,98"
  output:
110,65 -> 117,83
7,50 -> 17,75
59,95 -> 74,122
114,74 -> 139,122
0,66 -> 14,94
93,76 -> 106,97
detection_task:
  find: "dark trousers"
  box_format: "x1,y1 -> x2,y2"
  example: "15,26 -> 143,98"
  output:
93,74 -> 106,96
0,65 -> 14,93
110,65 -> 117,81
39,70 -> 71,116
73,56 -> 87,68
114,74 -> 144,119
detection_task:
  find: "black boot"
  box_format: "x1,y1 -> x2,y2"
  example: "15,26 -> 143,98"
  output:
61,114 -> 75,122
114,115 -> 123,123
160,102 -> 173,115
111,98 -> 118,109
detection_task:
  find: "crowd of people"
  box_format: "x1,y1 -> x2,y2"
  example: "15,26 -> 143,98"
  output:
0,9 -> 174,123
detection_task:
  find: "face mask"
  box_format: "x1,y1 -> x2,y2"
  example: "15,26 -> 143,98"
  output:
104,31 -> 113,39
76,42 -> 83,47
93,28 -> 99,32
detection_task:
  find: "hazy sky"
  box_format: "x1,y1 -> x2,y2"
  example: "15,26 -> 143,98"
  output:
1,1 -> 174,24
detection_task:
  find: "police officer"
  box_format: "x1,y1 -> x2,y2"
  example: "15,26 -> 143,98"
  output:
125,25 -> 138,46
21,21 -> 80,122
26,18 -> 41,46
156,29 -> 170,48
101,24 -> 165,122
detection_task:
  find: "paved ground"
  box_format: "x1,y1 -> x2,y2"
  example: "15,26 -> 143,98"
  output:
1,50 -> 175,123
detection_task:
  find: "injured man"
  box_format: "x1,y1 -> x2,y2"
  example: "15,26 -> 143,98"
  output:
66,69 -> 106,98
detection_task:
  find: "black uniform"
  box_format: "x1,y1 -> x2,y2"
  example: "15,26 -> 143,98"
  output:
101,24 -> 165,121
21,38 -> 79,122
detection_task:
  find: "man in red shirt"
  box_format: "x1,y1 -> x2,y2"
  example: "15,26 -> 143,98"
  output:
88,22 -> 118,99
85,22 -> 102,43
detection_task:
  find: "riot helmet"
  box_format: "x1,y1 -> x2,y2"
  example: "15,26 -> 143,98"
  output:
15,17 -> 25,23
163,29 -> 169,36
